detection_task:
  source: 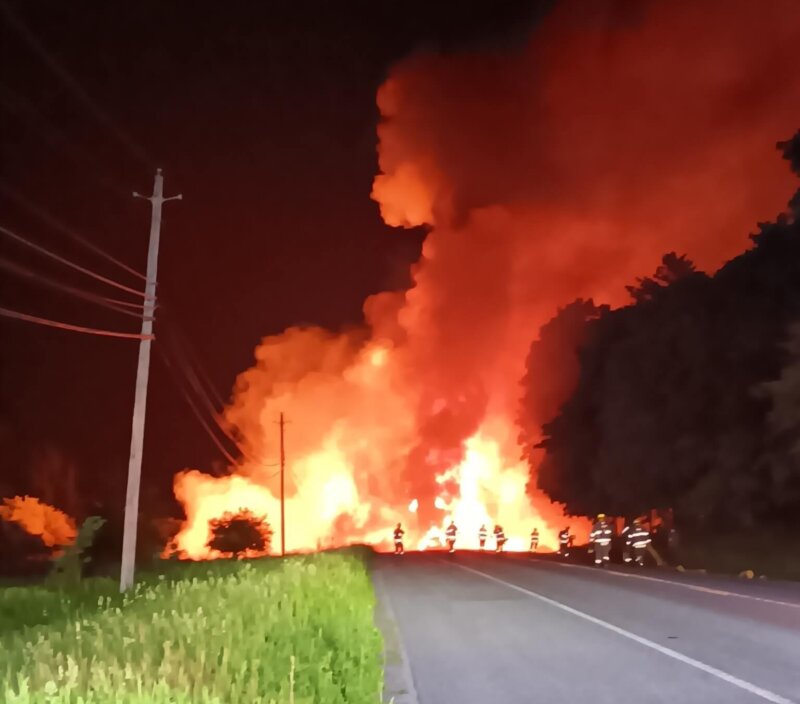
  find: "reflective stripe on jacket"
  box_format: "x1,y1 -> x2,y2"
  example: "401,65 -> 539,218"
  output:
590,523 -> 613,546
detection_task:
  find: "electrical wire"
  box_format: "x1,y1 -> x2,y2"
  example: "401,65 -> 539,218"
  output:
0,256 -> 150,320
0,85 -> 129,197
0,305 -> 152,339
0,182 -> 146,281
159,310 -> 227,409
158,329 -> 263,466
0,2 -> 154,168
156,343 -> 240,468
0,224 -> 149,300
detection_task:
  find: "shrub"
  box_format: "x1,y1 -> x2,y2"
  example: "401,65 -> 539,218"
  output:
207,509 -> 273,558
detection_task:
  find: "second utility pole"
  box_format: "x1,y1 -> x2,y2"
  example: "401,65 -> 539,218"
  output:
120,169 -> 181,592
279,411 -> 286,556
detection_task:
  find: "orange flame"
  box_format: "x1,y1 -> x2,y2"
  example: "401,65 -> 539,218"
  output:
168,337 -> 583,559
0,495 -> 77,548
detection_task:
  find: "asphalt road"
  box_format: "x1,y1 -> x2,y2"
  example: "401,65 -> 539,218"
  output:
373,552 -> 800,704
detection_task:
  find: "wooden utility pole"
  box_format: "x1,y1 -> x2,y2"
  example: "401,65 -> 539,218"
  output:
120,169 -> 181,592
279,412 -> 286,556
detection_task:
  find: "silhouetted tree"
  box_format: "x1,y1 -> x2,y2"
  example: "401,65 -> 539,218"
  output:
528,132 -> 800,530
519,298 -> 608,505
625,252 -> 697,303
207,509 -> 273,558
757,322 -> 800,524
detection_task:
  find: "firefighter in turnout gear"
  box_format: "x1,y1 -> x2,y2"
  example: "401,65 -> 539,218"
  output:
393,523 -> 405,555
445,521 -> 457,553
590,514 -> 613,567
620,522 -> 632,563
626,518 -> 651,566
558,527 -> 571,557
530,527 -> 539,552
494,525 -> 507,552
479,524 -> 488,550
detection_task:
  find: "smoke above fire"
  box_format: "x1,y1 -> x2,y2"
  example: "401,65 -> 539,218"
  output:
170,0 -> 800,557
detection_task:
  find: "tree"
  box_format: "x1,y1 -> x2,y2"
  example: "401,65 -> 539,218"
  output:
535,256 -> 715,521
625,252 -> 697,303
777,131 -> 800,216
530,132 -> 800,530
519,298 -> 608,506
756,322 -> 800,524
207,509 -> 273,558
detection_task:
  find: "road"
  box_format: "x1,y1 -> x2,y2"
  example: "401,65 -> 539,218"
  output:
373,552 -> 800,704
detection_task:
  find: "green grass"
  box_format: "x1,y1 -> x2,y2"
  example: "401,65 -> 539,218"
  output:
0,549 -> 383,703
675,530 -> 800,581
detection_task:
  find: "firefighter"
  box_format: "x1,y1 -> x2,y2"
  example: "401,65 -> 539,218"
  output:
621,521 -> 632,563
445,521 -> 457,553
494,525 -> 507,553
530,527 -> 540,553
558,527 -> 571,557
626,518 -> 651,566
590,513 -> 613,567
478,524 -> 488,550
393,523 -> 405,555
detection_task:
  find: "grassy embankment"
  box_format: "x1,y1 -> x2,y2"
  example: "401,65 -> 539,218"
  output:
0,548 -> 383,703
674,529 -> 800,581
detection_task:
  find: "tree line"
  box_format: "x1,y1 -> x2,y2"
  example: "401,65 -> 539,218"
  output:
521,131 -> 800,531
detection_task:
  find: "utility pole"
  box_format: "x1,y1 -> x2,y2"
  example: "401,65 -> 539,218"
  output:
120,169 -> 182,592
279,412 -> 286,556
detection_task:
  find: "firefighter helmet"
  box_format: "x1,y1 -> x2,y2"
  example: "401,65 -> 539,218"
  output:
597,513 -> 606,520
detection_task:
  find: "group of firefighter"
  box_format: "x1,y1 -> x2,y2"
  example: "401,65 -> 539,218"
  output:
392,521 -> 507,555
559,514 -> 652,567
391,513 -> 652,566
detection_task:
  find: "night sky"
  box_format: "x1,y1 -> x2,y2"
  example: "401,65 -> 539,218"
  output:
0,1 -> 551,517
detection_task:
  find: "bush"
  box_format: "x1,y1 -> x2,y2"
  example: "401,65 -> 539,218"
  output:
46,516 -> 105,588
207,509 -> 273,558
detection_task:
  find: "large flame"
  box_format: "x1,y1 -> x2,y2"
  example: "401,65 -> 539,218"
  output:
169,336 -> 571,558
170,0 -> 800,558
0,495 -> 77,548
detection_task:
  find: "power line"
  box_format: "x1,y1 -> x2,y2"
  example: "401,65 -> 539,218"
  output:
0,224 -> 149,300
157,328 -> 261,466
0,255 -> 150,320
158,307 -> 226,408
0,305 -> 152,339
0,84 -> 129,197
0,2 -> 153,168
156,344 -> 239,467
0,182 -> 146,281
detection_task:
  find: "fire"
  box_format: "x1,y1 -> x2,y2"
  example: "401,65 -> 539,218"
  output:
169,1 -> 800,559
414,431 -> 568,552
0,495 -> 77,548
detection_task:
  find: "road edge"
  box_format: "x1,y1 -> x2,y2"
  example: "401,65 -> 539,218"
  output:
370,559 -> 420,704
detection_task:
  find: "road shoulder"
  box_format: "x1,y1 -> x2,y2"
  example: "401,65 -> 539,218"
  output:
371,559 -> 420,704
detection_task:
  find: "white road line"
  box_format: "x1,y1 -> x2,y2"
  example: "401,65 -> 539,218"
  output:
373,566 -> 421,704
453,562 -> 797,704
551,561 -> 800,609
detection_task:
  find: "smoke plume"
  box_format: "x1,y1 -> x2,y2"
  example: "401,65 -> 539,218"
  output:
170,0 -> 800,556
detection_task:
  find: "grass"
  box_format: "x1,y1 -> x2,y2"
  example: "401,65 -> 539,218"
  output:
0,548 -> 384,703
675,529 -> 800,581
